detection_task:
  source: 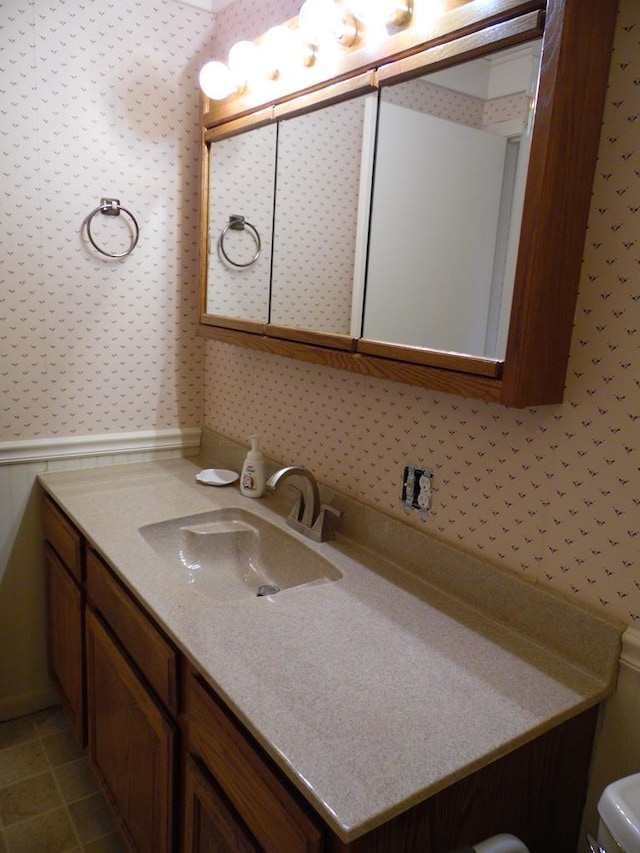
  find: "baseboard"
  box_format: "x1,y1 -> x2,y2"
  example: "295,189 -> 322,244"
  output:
0,685 -> 60,723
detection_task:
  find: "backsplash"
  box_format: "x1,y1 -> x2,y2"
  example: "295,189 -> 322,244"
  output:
204,0 -> 640,627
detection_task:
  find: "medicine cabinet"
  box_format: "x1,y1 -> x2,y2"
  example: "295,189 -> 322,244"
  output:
198,0 -> 617,407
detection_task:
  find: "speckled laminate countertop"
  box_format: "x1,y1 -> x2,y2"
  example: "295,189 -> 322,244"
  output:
38,457 -> 622,842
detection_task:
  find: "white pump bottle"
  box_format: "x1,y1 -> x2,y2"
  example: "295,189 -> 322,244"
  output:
240,435 -> 266,498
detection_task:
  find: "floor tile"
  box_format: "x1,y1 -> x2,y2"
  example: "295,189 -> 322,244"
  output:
2,806 -> 77,853
40,729 -> 84,769
31,708 -> 69,739
0,719 -> 35,752
67,794 -> 118,845
83,833 -> 128,853
0,771 -> 62,827
53,758 -> 98,804
0,741 -> 49,788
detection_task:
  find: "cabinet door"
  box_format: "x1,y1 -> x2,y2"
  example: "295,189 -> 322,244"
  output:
189,674 -> 323,853
85,608 -> 175,853
44,543 -> 85,745
184,756 -> 261,853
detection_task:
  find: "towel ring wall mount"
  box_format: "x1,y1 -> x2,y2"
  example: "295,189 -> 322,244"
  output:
84,198 -> 139,258
218,214 -> 261,269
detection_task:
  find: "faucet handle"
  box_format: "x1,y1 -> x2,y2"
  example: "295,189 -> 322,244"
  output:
311,504 -> 342,542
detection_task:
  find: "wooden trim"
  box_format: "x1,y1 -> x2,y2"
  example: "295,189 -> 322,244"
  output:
357,339 -> 502,378
199,325 -> 503,403
274,72 -> 377,121
500,0 -> 618,406
204,106 -> 275,139
200,313 -> 266,335
198,122 -> 209,321
266,325 -> 357,352
376,10 -> 544,85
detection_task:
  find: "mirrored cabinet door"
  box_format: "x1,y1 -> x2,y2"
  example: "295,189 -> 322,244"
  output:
270,93 -> 375,338
205,123 -> 277,324
362,41 -> 541,360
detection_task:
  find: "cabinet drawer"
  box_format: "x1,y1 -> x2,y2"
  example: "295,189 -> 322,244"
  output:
189,673 -> 323,853
86,548 -> 178,714
42,495 -> 83,582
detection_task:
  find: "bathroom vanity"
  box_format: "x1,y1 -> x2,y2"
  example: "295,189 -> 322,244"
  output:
40,458 -> 622,852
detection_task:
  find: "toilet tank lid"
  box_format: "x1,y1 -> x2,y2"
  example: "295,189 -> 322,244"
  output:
598,773 -> 640,853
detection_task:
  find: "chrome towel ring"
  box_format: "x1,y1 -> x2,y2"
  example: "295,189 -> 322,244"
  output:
218,214 -> 261,269
84,198 -> 139,258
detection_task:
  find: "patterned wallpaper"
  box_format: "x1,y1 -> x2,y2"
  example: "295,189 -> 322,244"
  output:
271,95 -> 367,334
204,0 -> 640,626
0,0 -> 212,439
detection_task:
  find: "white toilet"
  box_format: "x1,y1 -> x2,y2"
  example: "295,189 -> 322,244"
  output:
596,773 -> 640,853
472,834 -> 529,853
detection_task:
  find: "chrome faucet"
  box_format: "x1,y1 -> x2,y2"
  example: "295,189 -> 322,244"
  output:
266,466 -> 340,543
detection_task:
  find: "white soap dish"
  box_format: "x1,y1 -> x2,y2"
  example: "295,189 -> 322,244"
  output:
195,469 -> 239,487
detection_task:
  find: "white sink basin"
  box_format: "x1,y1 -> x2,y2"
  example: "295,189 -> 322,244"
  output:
139,507 -> 341,601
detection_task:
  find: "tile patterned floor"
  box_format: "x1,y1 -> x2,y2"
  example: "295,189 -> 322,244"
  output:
0,707 -> 126,853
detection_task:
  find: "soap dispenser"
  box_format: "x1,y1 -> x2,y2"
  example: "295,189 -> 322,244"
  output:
240,435 -> 265,498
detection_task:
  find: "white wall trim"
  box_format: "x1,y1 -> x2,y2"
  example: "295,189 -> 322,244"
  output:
0,685 -> 60,723
0,428 -> 201,465
621,626 -> 640,674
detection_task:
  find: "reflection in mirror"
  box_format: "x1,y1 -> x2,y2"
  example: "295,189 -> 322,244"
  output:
362,40 -> 542,359
206,123 -> 277,322
270,94 -> 375,336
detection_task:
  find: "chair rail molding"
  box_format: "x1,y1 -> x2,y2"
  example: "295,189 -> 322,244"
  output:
0,428 -> 202,466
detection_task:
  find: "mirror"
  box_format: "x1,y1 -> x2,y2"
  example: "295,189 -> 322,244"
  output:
199,0 -> 617,406
204,41 -> 541,358
206,123 -> 276,323
271,94 -> 374,337
362,42 -> 541,359
206,94 -> 373,340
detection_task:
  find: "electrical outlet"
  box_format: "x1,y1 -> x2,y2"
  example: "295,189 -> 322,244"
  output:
402,465 -> 433,515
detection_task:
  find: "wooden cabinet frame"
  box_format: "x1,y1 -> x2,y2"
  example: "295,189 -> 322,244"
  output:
198,0 -> 618,406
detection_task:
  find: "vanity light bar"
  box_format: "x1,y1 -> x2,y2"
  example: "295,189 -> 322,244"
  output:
198,0 -> 413,101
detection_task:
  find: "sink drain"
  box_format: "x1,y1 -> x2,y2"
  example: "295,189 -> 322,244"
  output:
257,584 -> 280,597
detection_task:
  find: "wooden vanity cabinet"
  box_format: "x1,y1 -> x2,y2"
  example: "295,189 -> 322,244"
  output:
43,495 -> 85,745
186,672 -> 323,853
43,492 -> 600,853
184,755 -> 262,853
84,547 -> 179,853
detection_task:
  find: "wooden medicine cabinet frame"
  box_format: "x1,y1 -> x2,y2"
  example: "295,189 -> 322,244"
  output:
198,0 -> 618,407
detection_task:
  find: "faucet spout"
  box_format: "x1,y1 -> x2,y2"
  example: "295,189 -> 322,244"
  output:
266,466 -> 320,528
266,466 -> 340,543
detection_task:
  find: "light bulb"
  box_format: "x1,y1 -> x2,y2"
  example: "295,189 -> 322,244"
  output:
349,0 -> 412,28
228,40 -> 263,85
199,61 -> 236,100
261,25 -> 315,77
299,0 -> 357,47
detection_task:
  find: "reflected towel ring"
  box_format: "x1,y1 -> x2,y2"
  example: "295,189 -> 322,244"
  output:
218,214 -> 261,269
84,198 -> 139,258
